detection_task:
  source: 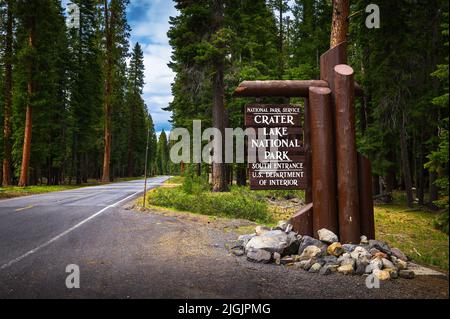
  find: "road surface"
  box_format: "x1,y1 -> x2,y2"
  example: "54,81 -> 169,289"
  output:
0,176 -> 447,299
0,176 -> 169,297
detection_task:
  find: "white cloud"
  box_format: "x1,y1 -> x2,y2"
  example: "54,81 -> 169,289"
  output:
128,1 -> 178,130
62,0 -> 178,130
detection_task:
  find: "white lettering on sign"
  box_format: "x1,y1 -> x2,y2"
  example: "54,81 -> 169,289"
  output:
254,115 -> 295,125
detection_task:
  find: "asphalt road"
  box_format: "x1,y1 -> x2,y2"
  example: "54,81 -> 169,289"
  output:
0,176 -> 447,299
0,176 -> 169,297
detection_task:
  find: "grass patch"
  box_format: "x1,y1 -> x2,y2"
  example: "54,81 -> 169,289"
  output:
147,186 -> 272,223
375,204 -> 449,271
146,174 -> 307,224
165,176 -> 184,185
146,176 -> 448,271
0,185 -> 84,199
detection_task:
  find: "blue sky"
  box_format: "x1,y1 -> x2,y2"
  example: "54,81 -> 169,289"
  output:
62,1 -> 296,134
63,0 -> 177,134
127,0 -> 177,134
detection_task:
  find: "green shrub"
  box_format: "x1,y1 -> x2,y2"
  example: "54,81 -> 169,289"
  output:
183,174 -> 210,195
434,210 -> 449,235
147,185 -> 271,223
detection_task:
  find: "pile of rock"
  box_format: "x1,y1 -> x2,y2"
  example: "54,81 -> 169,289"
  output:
230,221 -> 414,280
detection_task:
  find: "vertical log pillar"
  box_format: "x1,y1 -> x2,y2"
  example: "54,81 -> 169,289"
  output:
358,153 -> 375,239
334,64 -> 360,243
304,98 -> 313,204
292,98 -> 314,236
309,87 -> 338,236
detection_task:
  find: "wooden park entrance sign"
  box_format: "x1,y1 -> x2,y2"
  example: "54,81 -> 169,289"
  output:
245,104 -> 306,190
234,42 -> 375,244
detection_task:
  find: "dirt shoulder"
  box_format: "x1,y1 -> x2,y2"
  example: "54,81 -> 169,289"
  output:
130,205 -> 449,299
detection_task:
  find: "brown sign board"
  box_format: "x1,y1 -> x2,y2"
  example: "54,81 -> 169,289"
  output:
249,157 -> 307,190
245,104 -> 306,190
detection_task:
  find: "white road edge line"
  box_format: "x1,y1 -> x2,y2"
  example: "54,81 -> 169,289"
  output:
0,177 -> 160,204
0,190 -> 143,271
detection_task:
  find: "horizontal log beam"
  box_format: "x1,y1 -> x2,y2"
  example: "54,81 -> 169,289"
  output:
233,80 -> 363,98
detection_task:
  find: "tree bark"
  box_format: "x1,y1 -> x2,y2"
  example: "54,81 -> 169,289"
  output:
236,165 -> 247,186
18,23 -> 35,187
211,0 -> 227,192
330,0 -> 349,48
372,174 -> 380,196
416,130 -> 425,205
277,0 -> 284,79
399,112 -> 414,208
429,171 -> 439,209
2,0 -> 13,186
127,107 -> 135,177
101,0 -> 113,183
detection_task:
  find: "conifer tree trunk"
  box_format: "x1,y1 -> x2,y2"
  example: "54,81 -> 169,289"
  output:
400,112 -> 414,208
102,0 -> 113,183
211,0 -> 227,192
18,22 -> 36,187
278,0 -> 284,79
127,107 -> 135,177
330,0 -> 349,48
2,0 -> 13,186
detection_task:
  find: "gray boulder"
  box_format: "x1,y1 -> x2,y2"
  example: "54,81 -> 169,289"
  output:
365,258 -> 383,274
274,252 -> 281,265
299,245 -> 322,261
255,225 -> 270,236
369,240 -> 392,256
338,264 -> 355,275
350,246 -> 371,261
355,261 -> 368,275
295,259 -> 314,271
320,264 -> 339,275
230,248 -> 245,256
298,236 -> 326,255
309,263 -> 322,273
399,270 -> 415,279
338,253 -> 355,268
246,249 -> 272,263
322,255 -> 340,266
280,256 -> 294,265
245,230 -> 299,256
360,235 -> 369,245
391,247 -> 408,261
382,258 -> 395,270
342,244 -> 358,253
235,234 -> 256,248
275,220 -> 294,233
317,228 -> 339,244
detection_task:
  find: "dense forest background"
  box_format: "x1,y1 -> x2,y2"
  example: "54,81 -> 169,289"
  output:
167,0 -> 448,226
0,0 -> 175,186
0,1 -> 448,229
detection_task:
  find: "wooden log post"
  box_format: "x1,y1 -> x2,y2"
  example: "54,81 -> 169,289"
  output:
304,98 -> 313,205
233,79 -> 363,98
290,98 -> 314,236
334,64 -> 360,244
358,153 -> 375,239
290,203 -> 313,236
309,87 -> 338,236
